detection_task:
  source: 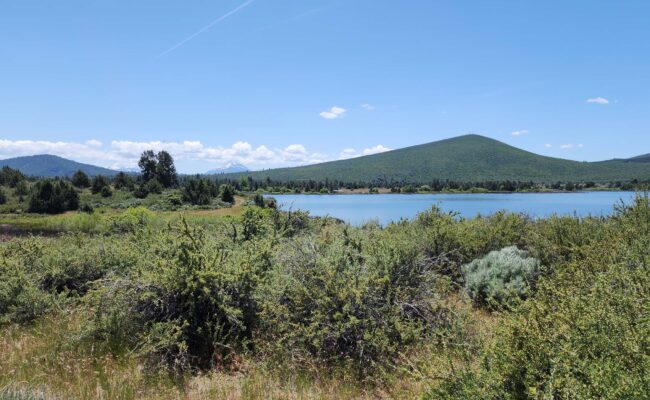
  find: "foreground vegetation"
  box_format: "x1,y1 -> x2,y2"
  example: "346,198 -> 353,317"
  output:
1,189 -> 648,399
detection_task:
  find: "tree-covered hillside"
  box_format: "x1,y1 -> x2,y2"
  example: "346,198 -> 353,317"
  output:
225,134 -> 650,184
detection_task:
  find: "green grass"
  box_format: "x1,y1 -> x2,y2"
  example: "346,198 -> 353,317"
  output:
226,134 -> 650,183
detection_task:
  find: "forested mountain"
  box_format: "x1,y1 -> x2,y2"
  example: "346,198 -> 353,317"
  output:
225,134 -> 650,183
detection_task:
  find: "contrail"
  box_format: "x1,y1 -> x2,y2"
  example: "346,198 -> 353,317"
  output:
158,0 -> 254,58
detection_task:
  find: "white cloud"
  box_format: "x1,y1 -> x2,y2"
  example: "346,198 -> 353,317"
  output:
0,137 -> 395,171
362,145 -> 391,155
586,97 -> 609,104
85,139 -> 102,147
339,148 -> 357,159
282,144 -> 309,162
338,144 -> 391,159
511,130 -> 528,136
361,103 -> 375,111
544,143 -> 552,148
320,106 -> 346,119
560,143 -> 584,150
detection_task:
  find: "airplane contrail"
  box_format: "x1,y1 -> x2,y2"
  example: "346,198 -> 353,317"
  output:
158,0 -> 254,58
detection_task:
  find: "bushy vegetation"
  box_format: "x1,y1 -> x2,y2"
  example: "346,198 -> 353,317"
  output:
462,246 -> 539,308
181,177 -> 217,205
27,179 -> 79,214
1,193 -> 648,399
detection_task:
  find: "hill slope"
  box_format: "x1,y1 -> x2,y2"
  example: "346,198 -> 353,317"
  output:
226,135 -> 650,183
0,154 -> 118,177
626,153 -> 650,163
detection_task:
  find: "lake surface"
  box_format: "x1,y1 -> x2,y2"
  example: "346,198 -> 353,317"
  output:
271,192 -> 638,225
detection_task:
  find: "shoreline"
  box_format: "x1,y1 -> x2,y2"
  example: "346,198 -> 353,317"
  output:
262,188 -> 636,196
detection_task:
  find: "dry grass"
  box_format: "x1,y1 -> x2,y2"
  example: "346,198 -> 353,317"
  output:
0,295 -> 495,400
0,312 -> 406,399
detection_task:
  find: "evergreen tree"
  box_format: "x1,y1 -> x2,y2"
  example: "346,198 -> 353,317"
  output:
14,180 -> 28,197
220,184 -> 235,204
156,150 -> 178,188
113,172 -> 134,190
182,178 -> 213,205
71,170 -> 91,188
138,150 -> 158,182
28,180 -> 79,214
91,175 -> 110,194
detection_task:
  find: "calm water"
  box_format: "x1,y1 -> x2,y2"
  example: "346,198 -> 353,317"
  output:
271,192 -> 637,225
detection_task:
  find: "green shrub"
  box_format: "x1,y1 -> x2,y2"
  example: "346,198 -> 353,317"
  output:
0,187 -> 6,204
144,178 -> 163,195
0,259 -> 54,325
461,246 -> 539,308
108,207 -> 154,233
85,220 -> 268,371
79,202 -> 94,213
91,175 -> 110,194
257,227 -> 454,377
14,180 -> 29,197
133,185 -> 149,199
181,178 -> 214,205
100,185 -> 112,198
28,179 -> 79,214
427,195 -> 650,399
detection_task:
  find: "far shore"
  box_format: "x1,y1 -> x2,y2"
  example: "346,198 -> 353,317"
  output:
264,187 -> 635,195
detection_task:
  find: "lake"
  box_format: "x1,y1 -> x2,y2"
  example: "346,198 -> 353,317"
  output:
271,192 -> 638,225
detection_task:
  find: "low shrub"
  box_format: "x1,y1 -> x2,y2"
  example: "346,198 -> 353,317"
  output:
84,220 -> 268,371
0,259 -> 54,325
108,206 -> 154,233
100,185 -> 113,198
257,227 -> 454,378
461,246 -> 539,308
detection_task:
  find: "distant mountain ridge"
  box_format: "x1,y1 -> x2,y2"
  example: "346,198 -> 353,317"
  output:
224,134 -> 650,183
206,163 -> 249,174
0,154 -> 118,177
625,153 -> 650,163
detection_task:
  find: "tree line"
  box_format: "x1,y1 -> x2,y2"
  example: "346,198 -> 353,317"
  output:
3,149 -> 649,214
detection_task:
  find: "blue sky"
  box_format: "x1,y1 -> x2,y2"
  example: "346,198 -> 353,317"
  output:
1,0 -> 648,173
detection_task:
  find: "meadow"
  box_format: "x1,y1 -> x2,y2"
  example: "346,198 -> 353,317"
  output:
1,187 -> 648,399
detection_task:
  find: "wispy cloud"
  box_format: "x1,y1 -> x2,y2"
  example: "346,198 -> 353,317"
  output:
158,0 -> 254,58
586,97 -> 609,105
544,143 -> 552,148
560,143 -> 584,150
511,130 -> 528,136
361,103 -> 375,111
320,106 -> 346,119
